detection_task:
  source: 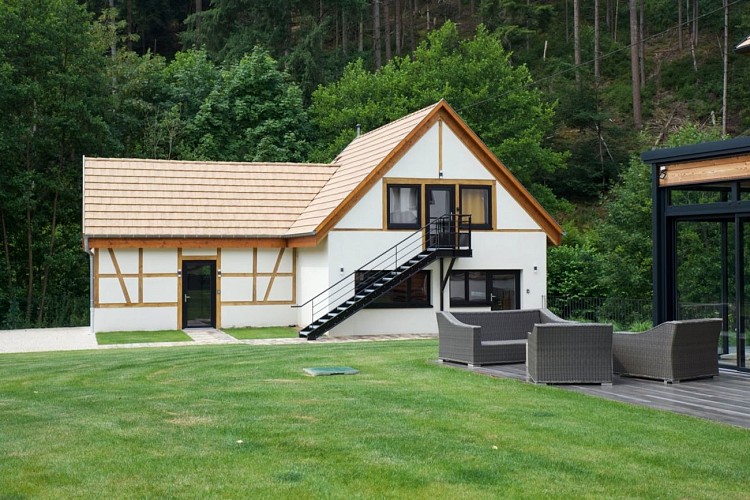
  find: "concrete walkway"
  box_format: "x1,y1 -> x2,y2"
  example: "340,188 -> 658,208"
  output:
0,326 -> 436,353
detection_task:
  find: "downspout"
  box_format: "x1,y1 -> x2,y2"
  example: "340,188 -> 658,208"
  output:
82,156 -> 94,332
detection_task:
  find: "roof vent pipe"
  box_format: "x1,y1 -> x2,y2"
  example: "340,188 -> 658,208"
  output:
356,123 -> 361,137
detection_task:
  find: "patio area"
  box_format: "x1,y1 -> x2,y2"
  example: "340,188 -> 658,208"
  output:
441,361 -> 750,429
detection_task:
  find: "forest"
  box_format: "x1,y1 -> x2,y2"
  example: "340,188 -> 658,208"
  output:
1,0 -> 749,328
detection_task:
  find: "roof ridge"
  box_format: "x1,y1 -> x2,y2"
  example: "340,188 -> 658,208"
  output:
85,157 -> 336,168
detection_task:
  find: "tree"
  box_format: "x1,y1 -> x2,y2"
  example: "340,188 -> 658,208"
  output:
595,123 -> 724,301
310,22 -> 567,210
0,0 -> 110,326
183,47 -> 311,162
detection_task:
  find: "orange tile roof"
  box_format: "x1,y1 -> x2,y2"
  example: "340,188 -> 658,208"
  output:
288,103 -> 439,235
83,158 -> 337,238
83,101 -> 562,245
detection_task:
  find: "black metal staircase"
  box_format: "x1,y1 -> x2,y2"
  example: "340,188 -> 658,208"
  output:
294,214 -> 472,340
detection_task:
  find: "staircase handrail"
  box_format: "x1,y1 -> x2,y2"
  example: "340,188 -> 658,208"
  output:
293,213 -> 470,311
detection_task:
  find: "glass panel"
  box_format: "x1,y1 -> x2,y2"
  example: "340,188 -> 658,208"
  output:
669,186 -> 729,206
428,188 -> 453,220
468,271 -> 487,304
450,271 -> 466,302
184,262 -> 213,328
388,186 -> 419,227
491,273 -> 517,310
675,221 -> 730,366
461,187 -> 489,226
410,272 -> 429,303
359,271 -> 430,308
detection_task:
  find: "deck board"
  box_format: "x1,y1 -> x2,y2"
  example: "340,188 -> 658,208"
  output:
440,361 -> 750,429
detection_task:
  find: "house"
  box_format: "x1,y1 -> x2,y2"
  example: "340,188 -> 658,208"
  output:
83,100 -> 562,337
643,135 -> 750,371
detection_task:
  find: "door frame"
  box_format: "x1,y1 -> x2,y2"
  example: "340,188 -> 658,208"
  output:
181,259 -> 217,329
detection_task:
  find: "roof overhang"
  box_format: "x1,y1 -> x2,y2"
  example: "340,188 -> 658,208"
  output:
642,136 -> 750,188
313,100 -> 563,246
86,234 -> 319,249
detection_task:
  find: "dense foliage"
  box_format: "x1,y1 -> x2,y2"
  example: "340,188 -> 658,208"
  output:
1,0 -> 749,327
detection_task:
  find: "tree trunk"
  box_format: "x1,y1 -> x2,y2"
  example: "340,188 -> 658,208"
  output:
594,0 -> 601,81
126,0 -> 133,51
692,0 -> 698,47
194,0 -> 202,48
37,190 -> 59,324
109,0 -> 117,59
722,0 -> 728,135
639,0 -> 645,88
1,210 -> 10,279
678,0 -> 683,51
342,8 -> 347,54
614,0 -> 619,42
373,0 -> 382,69
409,0 -> 415,53
395,0 -> 402,55
629,0 -> 642,130
384,0 -> 392,62
25,204 -> 33,324
359,11 -> 364,52
573,0 -> 581,88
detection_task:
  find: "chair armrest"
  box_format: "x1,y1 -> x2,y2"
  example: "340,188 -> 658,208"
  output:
436,312 -> 481,344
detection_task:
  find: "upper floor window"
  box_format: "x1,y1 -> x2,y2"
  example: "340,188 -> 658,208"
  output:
387,184 -> 421,229
460,186 -> 492,229
384,181 -> 494,231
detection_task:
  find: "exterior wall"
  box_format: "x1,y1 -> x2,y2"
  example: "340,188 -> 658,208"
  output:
295,240 -> 330,327
91,246 -> 297,332
324,119 -> 551,337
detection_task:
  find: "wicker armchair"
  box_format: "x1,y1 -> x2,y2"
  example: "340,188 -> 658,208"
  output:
613,319 -> 722,383
527,323 -> 614,384
436,309 -> 570,366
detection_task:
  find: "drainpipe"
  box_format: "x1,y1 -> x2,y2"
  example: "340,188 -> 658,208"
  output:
83,235 -> 94,333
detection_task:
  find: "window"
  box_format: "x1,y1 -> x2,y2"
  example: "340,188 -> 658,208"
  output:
450,270 -> 519,308
460,185 -> 491,229
356,270 -> 431,308
387,185 -> 421,229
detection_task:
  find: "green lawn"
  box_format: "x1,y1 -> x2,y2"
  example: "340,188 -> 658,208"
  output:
224,325 -> 298,339
96,330 -> 193,345
1,341 -> 748,498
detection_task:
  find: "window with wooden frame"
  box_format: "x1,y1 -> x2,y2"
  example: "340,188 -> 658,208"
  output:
384,180 -> 494,231
459,185 -> 492,229
387,184 -> 421,229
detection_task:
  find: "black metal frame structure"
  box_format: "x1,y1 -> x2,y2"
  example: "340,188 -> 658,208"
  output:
644,136 -> 750,372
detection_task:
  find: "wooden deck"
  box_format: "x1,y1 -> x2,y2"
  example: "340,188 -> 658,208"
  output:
441,361 -> 750,429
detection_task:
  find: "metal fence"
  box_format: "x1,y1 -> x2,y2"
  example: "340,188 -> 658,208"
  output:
544,296 -> 652,330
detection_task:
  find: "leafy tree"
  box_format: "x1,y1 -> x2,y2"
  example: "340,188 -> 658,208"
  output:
183,47 -> 310,162
0,0 -> 110,326
310,21 -> 567,211
594,123 -> 724,301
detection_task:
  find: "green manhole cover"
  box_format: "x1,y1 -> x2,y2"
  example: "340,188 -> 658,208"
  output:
303,366 -> 359,377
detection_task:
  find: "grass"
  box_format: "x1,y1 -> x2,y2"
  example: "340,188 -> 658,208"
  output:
224,325 -> 298,339
96,330 -> 193,345
1,340 -> 749,498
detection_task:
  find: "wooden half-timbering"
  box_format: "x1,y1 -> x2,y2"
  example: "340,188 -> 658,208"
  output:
95,247 -> 178,308
93,246 -> 296,330
220,248 -> 296,306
